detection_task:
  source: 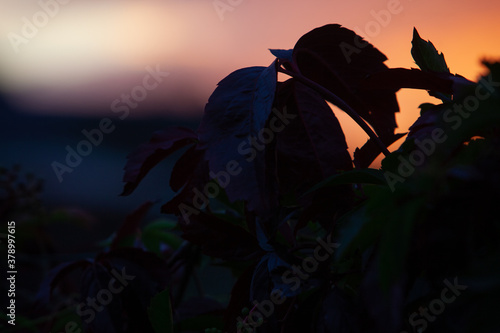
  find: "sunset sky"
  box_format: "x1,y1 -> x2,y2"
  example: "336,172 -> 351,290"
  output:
1,0 -> 500,153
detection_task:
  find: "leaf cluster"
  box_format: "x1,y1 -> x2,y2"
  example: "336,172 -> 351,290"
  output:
18,25 -> 500,333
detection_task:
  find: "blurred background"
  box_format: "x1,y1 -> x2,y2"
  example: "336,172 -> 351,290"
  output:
1,0 -> 500,245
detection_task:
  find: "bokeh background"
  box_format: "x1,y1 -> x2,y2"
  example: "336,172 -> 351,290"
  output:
1,0 -> 500,243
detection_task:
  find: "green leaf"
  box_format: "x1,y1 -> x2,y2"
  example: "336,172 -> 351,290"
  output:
148,288 -> 173,333
0,312 -> 39,332
411,28 -> 449,73
378,198 -> 423,291
142,229 -> 182,253
411,28 -> 452,102
142,218 -> 182,253
334,205 -> 378,261
97,233 -> 115,248
333,185 -> 396,262
209,181 -> 246,219
144,218 -> 178,230
50,311 -> 83,333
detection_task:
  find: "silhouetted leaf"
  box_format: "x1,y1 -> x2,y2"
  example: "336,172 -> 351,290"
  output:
273,79 -> 352,196
174,297 -> 225,331
306,169 -> 388,195
315,287 -> 362,333
169,145 -> 204,192
160,144 -> 209,221
121,127 -> 198,196
111,25 -> 500,333
111,201 -> 154,250
81,249 -> 170,333
411,28 -> 453,102
178,211 -> 261,261
269,49 -> 293,62
142,219 -> 182,254
272,79 -> 354,232
197,63 -> 277,214
270,48 -> 294,71
160,154 -> 209,219
249,254 -> 272,302
36,260 -> 91,304
411,28 -> 449,74
256,219 -> 274,252
293,24 -> 399,138
38,248 -> 170,333
224,265 -> 255,333
377,198 -> 422,291
147,288 -> 173,333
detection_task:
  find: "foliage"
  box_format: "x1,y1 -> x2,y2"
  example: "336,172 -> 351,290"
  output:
4,24 -> 500,333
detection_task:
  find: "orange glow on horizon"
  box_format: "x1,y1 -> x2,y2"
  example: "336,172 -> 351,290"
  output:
1,0 -> 500,154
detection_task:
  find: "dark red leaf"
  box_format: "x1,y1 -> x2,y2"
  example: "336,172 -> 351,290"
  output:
293,24 -> 399,138
121,127 -> 197,196
110,201 -> 154,250
273,79 -> 353,197
35,260 -> 91,304
272,79 -> 354,232
169,145 -> 205,192
160,158 -> 209,218
83,249 -> 170,333
36,248 -> 170,333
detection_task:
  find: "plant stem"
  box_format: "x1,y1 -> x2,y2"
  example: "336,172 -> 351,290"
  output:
278,66 -> 391,157
173,243 -> 200,307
